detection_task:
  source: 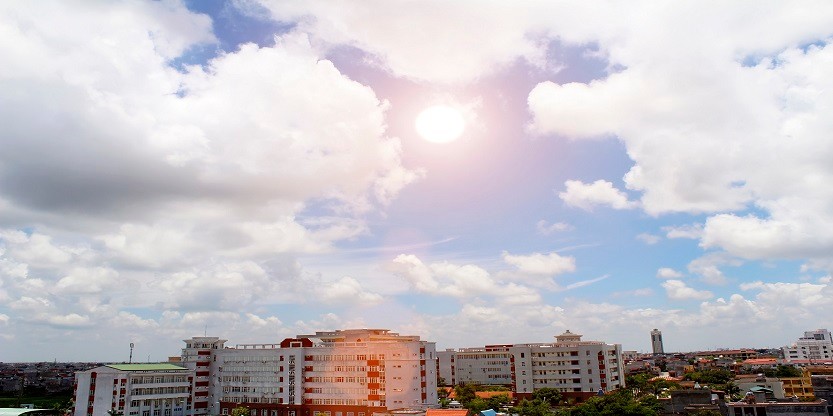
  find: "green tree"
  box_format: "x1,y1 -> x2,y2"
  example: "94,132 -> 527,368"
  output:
231,406 -> 251,416
683,369 -> 732,386
566,389 -> 662,416
774,365 -> 802,378
723,382 -> 742,401
687,410 -> 721,416
454,384 -> 477,406
512,399 -> 553,416
532,388 -> 563,406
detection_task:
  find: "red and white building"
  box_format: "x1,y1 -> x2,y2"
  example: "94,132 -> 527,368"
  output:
73,363 -> 194,416
181,328 -> 438,416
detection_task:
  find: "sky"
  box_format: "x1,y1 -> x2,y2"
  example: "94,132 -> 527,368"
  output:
2,0 -> 833,362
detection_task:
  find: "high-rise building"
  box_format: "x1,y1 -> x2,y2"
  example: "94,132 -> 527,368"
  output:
73,363 -> 193,416
650,329 -> 664,355
183,328 -> 438,416
437,330 -> 624,398
783,329 -> 833,362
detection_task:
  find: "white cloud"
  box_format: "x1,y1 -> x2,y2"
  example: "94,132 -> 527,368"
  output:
663,224 -> 703,239
253,1 -> 554,84
662,280 -> 713,300
502,251 -> 576,275
536,220 -> 572,235
687,253 -> 741,286
559,180 -> 637,211
636,233 -> 661,245
389,254 -> 440,292
656,268 -> 683,279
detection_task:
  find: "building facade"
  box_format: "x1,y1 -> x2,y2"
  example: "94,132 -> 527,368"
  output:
182,329 -> 438,416
73,364 -> 194,416
437,331 -> 624,397
783,329 -> 833,362
650,329 -> 664,355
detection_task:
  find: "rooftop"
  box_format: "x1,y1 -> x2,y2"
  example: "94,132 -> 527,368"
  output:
105,363 -> 188,371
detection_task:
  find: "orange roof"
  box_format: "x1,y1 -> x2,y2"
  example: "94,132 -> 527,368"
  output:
743,358 -> 777,365
426,410 -> 469,416
476,391 -> 513,398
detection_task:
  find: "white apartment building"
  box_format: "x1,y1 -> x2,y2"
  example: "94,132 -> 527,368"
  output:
73,363 -> 193,416
182,329 -> 438,416
783,329 -> 833,362
437,331 -> 624,397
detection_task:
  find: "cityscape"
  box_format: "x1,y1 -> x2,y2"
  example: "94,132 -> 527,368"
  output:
3,1 -> 833,415
3,327 -> 833,415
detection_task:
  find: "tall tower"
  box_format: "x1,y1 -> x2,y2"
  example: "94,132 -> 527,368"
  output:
651,329 -> 664,355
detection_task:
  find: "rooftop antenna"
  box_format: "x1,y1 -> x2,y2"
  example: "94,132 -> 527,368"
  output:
204,324 -> 207,337
129,343 -> 134,364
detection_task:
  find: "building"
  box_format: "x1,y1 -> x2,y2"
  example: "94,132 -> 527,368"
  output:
182,328 -> 437,416
727,399 -> 829,416
437,330 -> 624,398
179,336 -> 226,415
73,363 -> 194,416
783,329 -> 833,362
650,329 -> 664,355
782,368 -> 815,400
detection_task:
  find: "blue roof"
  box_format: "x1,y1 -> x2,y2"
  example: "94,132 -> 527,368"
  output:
480,409 -> 497,416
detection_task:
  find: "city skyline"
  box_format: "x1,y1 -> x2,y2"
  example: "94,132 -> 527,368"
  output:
2,1 -> 833,361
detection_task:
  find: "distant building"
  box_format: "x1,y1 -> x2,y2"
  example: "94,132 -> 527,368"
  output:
73,363 -> 193,416
437,330 -> 624,398
650,329 -> 664,355
783,329 -> 833,362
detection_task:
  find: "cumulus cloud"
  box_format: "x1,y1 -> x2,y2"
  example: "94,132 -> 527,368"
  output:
637,233 -> 661,245
0,1 -> 423,359
502,251 -> 576,275
536,220 -> 572,235
389,254 -> 543,303
663,224 -> 703,240
687,253 -> 741,286
656,268 -> 683,279
559,180 -> 638,211
662,280 -> 713,300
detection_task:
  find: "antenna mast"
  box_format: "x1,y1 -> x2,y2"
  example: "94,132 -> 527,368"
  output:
129,342 -> 134,364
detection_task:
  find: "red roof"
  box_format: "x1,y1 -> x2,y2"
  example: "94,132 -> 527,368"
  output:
426,410 -> 469,416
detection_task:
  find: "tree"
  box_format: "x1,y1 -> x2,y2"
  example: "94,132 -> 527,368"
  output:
683,369 -> 732,386
723,382 -> 742,401
565,389 -> 662,416
231,406 -> 251,416
532,388 -> 563,406
107,410 -> 124,416
454,384 -> 477,406
512,399 -> 553,416
687,411 -> 721,416
774,365 -> 802,378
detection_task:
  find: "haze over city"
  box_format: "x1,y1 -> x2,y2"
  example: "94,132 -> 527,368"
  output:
2,1 -> 833,362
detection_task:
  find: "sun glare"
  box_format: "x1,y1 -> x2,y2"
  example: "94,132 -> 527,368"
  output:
415,105 -> 465,143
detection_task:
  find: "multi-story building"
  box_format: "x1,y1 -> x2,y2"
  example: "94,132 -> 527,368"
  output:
179,336 -> 227,415
437,330 -> 624,398
783,329 -> 833,362
650,329 -> 664,355
73,363 -> 193,416
183,328 -> 438,416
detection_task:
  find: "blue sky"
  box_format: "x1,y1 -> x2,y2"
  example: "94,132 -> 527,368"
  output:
2,1 -> 833,361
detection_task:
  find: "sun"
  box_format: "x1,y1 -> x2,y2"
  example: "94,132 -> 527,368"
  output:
415,105 -> 465,143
